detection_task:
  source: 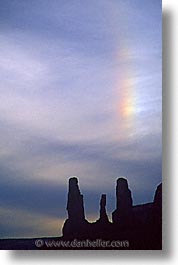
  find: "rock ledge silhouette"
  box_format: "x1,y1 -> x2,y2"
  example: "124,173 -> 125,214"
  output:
62,177 -> 162,249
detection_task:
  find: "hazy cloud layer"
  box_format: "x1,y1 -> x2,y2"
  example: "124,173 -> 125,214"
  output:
0,0 -> 161,237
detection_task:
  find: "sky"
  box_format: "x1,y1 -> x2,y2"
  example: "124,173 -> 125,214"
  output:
0,0 -> 162,238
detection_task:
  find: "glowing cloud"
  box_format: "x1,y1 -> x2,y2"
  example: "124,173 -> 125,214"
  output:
114,46 -> 136,140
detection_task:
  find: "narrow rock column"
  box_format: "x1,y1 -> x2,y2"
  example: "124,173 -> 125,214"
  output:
112,177 -> 133,225
66,177 -> 85,222
99,194 -> 109,223
62,177 -> 87,238
116,178 -> 133,212
152,183 -> 162,227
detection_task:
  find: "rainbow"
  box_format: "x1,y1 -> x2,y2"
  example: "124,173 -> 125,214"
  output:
116,48 -> 136,137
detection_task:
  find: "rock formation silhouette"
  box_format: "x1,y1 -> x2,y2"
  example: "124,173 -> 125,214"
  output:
112,178 -> 133,226
62,177 -> 89,239
62,177 -> 162,249
0,176 -> 162,250
66,177 -> 85,221
151,183 -> 162,249
98,194 -> 109,223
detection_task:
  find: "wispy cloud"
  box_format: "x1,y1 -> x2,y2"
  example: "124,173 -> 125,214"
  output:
0,205 -> 64,238
0,0 -> 161,237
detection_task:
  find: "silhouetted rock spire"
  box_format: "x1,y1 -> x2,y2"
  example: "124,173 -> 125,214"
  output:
62,177 -> 88,238
67,177 -> 85,221
152,183 -> 162,229
153,183 -> 162,208
62,177 -> 162,249
99,194 -> 109,223
112,177 -> 133,224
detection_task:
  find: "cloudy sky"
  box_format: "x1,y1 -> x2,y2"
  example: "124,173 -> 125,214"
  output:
0,0 -> 162,238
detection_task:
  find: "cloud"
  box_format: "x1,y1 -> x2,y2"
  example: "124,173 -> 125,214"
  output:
0,0 -> 161,237
0,205 -> 64,238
